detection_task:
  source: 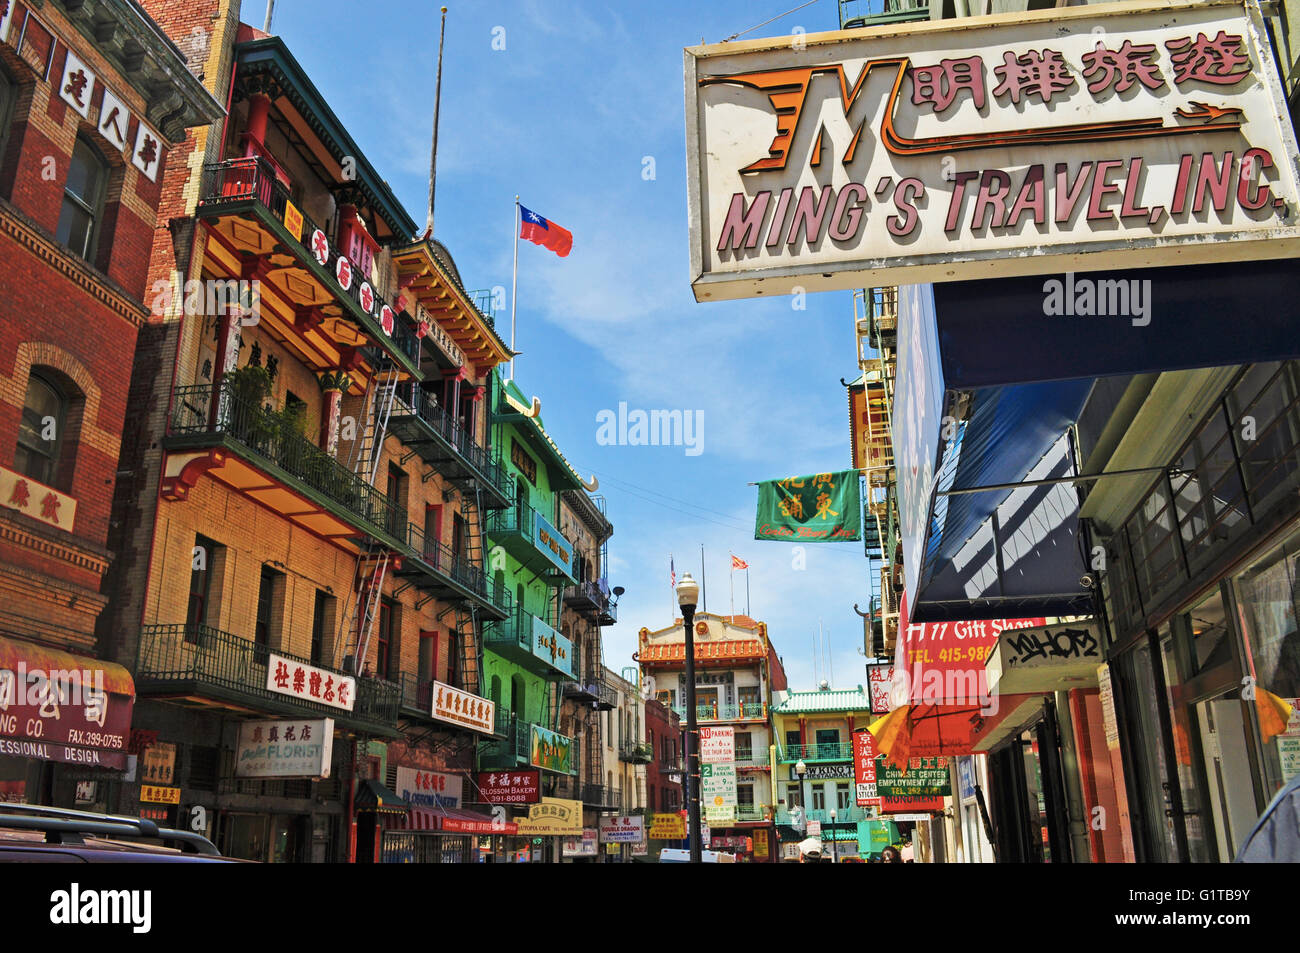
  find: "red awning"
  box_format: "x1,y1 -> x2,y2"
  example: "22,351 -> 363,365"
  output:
386,805 -> 516,834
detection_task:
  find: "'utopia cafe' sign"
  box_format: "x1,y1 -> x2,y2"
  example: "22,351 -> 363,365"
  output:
685,0 -> 1300,301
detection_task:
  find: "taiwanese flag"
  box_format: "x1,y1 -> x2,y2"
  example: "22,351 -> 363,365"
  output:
519,205 -> 573,257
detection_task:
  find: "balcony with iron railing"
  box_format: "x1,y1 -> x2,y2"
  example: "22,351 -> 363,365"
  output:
196,156 -> 421,377
563,578 -> 608,614
777,806 -> 869,826
486,505 -> 578,585
387,386 -> 513,509
478,714 -> 532,768
396,523 -> 513,621
483,608 -> 575,680
671,702 -> 767,723
733,749 -> 772,770
619,741 -> 653,764
779,742 -> 855,763
581,783 -> 621,811
165,380 -> 407,551
734,803 -> 770,823
136,623 -> 401,734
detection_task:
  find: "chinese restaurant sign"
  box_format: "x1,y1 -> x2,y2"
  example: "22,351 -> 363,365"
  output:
266,655 -> 355,712
530,725 -> 573,774
431,681 -> 495,734
853,729 -> 880,808
685,1 -> 1300,301
235,718 -> 333,779
395,767 -> 462,810
755,470 -> 861,542
477,770 -> 541,804
1,465 -> 76,533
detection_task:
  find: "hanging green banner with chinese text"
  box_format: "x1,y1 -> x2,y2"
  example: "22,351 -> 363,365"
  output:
754,470 -> 861,542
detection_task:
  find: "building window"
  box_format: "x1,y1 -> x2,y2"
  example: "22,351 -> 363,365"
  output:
815,728 -> 840,759
812,785 -> 826,811
0,68 -> 13,160
737,784 -> 754,807
15,372 -> 66,487
253,565 -> 284,662
787,783 -> 802,809
376,597 -> 396,679
310,590 -> 332,667
734,730 -> 752,762
836,782 -> 851,811
187,534 -> 220,637
55,137 -> 109,261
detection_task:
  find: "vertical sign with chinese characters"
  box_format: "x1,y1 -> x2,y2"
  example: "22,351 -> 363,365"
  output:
141,743 -> 175,786
266,655 -> 356,712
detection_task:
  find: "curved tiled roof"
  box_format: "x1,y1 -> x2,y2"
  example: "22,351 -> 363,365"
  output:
773,686 -> 873,713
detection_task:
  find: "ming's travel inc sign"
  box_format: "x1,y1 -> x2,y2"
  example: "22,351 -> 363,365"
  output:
685,0 -> 1300,301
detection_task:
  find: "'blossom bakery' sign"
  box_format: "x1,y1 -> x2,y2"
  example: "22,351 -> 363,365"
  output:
685,0 -> 1300,300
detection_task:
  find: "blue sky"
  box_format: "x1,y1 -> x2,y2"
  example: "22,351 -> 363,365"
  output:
264,0 -> 874,691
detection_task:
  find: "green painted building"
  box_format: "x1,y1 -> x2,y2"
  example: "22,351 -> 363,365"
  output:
478,374 -> 585,789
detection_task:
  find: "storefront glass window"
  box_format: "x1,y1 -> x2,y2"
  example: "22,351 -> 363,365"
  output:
1121,641 -> 1179,862
1228,363 -> 1300,520
1156,626 -> 1211,863
1233,524 -> 1300,797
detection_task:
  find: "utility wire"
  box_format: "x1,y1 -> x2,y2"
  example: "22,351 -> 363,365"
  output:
571,462 -> 751,529
723,0 -> 822,42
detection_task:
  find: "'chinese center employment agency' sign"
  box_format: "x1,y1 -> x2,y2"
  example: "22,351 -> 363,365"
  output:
685,0 -> 1300,301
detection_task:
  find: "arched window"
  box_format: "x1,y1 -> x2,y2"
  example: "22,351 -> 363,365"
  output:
489,675 -> 501,706
56,137 -> 108,261
511,674 -> 525,720
15,372 -> 67,487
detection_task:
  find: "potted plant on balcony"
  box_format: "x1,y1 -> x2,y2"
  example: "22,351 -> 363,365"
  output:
222,364 -> 274,448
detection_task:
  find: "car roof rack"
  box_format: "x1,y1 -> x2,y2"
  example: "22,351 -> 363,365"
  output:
0,802 -> 221,855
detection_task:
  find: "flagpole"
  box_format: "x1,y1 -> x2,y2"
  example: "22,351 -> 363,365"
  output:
746,569 -> 751,616
509,195 -> 519,381
426,6 -> 447,235
700,544 -> 707,614
729,551 -> 735,620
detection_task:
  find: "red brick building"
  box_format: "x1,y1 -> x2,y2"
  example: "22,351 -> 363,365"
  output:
0,0 -> 221,809
643,697 -> 682,817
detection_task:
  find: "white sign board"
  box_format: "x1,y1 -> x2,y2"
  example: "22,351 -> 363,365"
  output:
235,718 -> 333,778
807,820 -> 822,837
685,0 -> 1300,301
699,725 -> 735,764
266,655 -> 355,711
599,815 -> 647,844
430,681 -> 496,735
395,767 -> 462,810
701,763 -> 737,824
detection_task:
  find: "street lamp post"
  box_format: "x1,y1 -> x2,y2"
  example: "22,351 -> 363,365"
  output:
676,572 -> 702,863
830,808 -> 839,864
795,758 -> 807,862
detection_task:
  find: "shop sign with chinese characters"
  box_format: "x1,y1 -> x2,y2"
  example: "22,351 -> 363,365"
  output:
141,742 -> 175,786
431,681 -> 495,734
562,829 -> 599,857
140,785 -> 180,805
476,770 -> 541,804
598,815 -> 646,844
0,465 -> 76,533
235,718 -> 333,779
395,767 -> 462,810
685,0 -> 1300,301
266,655 -> 354,712
0,9 -> 165,180
514,798 -> 583,836
649,813 -> 687,839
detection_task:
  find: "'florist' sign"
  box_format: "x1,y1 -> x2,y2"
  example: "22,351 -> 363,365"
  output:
685,1 -> 1300,300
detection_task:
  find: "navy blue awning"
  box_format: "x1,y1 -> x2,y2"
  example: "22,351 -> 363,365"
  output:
894,258 -> 1300,623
